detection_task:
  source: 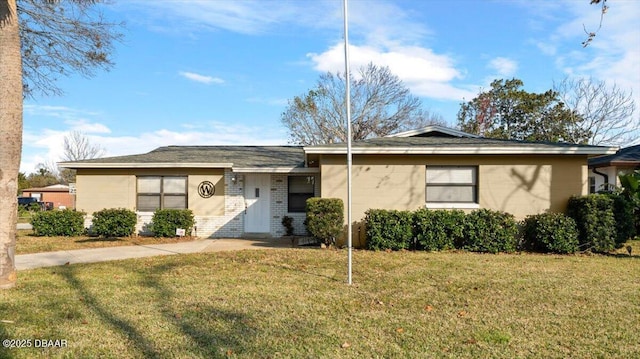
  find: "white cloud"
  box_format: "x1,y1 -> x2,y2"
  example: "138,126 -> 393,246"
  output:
125,1 -> 474,104
487,57 -> 518,78
179,71 -> 224,85
125,0 -> 340,35
21,117 -> 287,174
531,0 -> 640,108
308,43 -> 475,101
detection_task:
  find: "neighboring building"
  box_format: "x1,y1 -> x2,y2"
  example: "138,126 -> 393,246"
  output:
59,126 -> 616,244
588,145 -> 640,193
21,184 -> 74,209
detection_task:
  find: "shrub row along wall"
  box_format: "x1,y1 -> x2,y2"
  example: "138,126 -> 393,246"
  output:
31,208 -> 195,238
364,193 -> 636,254
365,208 -> 519,254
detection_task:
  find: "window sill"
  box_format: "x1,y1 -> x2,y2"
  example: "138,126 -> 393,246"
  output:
426,203 -> 480,210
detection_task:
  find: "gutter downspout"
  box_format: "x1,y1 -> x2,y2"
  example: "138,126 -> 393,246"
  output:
592,167 -> 609,192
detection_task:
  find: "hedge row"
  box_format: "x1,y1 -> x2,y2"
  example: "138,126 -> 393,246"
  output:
365,208 -> 520,253
31,208 -> 195,238
364,193 -> 636,254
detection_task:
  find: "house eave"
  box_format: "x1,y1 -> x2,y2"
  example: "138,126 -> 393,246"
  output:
302,146 -> 618,156
232,167 -> 320,173
590,160 -> 640,168
57,162 -> 234,169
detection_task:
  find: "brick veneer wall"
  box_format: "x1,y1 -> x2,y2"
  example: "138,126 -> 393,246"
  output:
270,174 -> 319,237
193,169 -> 245,238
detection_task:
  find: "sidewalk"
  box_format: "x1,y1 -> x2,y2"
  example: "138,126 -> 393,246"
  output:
15,237 -> 298,270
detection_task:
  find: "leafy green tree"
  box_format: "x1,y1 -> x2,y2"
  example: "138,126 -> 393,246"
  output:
17,172 -> 29,194
26,165 -> 59,188
457,78 -> 590,143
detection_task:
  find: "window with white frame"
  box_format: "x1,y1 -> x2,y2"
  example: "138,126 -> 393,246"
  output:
426,166 -> 477,203
288,176 -> 315,213
137,176 -> 187,212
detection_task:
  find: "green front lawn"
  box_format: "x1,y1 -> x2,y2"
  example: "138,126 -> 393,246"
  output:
1,248 -> 639,358
15,230 -> 198,255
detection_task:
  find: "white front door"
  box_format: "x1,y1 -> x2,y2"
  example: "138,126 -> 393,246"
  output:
244,174 -> 271,233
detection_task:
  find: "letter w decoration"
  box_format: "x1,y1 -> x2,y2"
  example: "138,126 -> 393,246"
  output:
198,181 -> 215,198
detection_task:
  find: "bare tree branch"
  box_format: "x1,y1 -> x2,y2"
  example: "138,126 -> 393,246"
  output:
281,63 -> 444,145
582,0 -> 608,47
554,77 -> 638,146
17,0 -> 123,97
62,130 -> 105,161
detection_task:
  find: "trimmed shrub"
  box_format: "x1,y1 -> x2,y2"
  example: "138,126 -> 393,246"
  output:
462,209 -> 518,253
28,202 -> 43,212
566,195 -> 616,252
365,209 -> 413,251
281,216 -> 294,236
17,205 -> 29,218
91,208 -> 138,238
149,209 -> 195,237
522,213 -> 579,254
31,209 -> 85,236
413,209 -> 466,251
305,198 -> 344,246
603,193 -> 636,246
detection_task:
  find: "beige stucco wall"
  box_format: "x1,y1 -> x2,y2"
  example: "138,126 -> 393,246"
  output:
188,173 -> 225,216
320,154 -> 589,242
75,168 -> 225,216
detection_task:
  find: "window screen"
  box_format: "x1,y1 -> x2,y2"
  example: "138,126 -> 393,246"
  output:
288,176 -> 315,213
137,176 -> 187,211
426,166 -> 477,203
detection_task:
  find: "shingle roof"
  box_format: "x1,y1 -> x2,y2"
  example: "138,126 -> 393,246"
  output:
319,136 -> 590,148
59,146 -> 305,169
23,184 -> 70,192
589,145 -> 640,167
59,128 -> 619,170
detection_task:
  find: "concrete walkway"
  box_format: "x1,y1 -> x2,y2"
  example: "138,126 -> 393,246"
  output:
16,237 -> 298,270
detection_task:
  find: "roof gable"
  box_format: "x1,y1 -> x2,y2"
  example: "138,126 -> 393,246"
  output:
589,145 -> 640,168
386,125 -> 479,139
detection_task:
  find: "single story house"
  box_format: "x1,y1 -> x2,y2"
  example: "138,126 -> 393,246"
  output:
21,184 -> 74,209
59,126 -> 616,245
588,144 -> 640,193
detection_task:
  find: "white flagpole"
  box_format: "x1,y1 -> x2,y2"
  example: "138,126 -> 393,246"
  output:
343,0 -> 353,285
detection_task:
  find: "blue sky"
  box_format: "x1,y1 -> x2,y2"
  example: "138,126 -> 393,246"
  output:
21,0 -> 640,174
